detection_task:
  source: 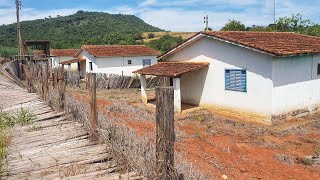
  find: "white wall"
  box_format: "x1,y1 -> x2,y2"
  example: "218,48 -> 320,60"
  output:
51,56 -> 78,70
272,54 -> 320,116
78,50 -> 97,73
76,49 -> 157,76
96,56 -> 157,76
165,37 -> 274,118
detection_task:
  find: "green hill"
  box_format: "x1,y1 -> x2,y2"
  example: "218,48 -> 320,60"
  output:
0,11 -> 163,49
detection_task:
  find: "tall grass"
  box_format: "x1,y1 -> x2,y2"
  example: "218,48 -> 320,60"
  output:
0,108 -> 35,176
0,109 -> 11,176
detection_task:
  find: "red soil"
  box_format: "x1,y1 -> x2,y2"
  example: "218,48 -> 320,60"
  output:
68,92 -> 320,179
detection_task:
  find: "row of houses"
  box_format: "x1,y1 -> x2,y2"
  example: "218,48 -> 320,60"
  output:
34,45 -> 160,77
35,31 -> 320,122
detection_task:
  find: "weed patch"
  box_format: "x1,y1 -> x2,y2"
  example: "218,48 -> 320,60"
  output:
275,154 -> 295,164
0,107 -> 35,176
297,157 -> 315,166
13,108 -> 35,126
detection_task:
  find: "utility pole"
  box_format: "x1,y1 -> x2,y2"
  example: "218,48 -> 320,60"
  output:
16,0 -> 24,58
273,0 -> 276,24
204,15 -> 208,31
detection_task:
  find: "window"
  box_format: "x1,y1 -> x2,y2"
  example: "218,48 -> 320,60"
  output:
143,59 -> 151,67
317,64 -> 320,75
225,69 -> 247,92
128,60 -> 132,65
89,62 -> 93,71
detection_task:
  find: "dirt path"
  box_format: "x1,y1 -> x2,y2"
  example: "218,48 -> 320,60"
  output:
0,76 -> 142,179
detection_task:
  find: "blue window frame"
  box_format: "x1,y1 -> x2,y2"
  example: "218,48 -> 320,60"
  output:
225,69 -> 247,92
143,59 -> 151,67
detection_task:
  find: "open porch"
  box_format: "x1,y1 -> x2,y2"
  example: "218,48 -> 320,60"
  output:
134,62 -> 209,113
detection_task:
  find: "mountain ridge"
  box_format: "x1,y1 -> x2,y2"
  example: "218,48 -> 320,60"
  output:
0,11 -> 163,49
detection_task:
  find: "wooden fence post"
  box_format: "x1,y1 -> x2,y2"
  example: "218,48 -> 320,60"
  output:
42,64 -> 48,102
88,73 -> 98,140
88,73 -> 98,141
156,86 -> 175,180
48,59 -> 54,106
23,63 -> 32,92
58,66 -> 65,112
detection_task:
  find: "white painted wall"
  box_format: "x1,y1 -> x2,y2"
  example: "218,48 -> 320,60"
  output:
51,56 -> 78,70
95,56 -> 157,76
165,37 -> 274,118
77,49 -> 157,76
272,54 -> 320,116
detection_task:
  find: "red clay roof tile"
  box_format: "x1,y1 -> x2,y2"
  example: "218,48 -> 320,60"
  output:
60,58 -> 85,65
80,45 -> 160,57
133,62 -> 209,77
50,49 -> 78,56
202,31 -> 320,56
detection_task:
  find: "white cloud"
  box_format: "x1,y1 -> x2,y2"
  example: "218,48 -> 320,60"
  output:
0,0 -> 319,32
0,7 -> 80,25
138,8 -> 272,31
139,0 -> 157,7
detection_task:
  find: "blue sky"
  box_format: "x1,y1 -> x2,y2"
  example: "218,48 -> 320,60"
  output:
0,0 -> 319,31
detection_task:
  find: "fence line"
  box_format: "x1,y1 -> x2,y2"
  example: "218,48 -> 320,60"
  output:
4,60 -> 179,179
63,70 -> 162,89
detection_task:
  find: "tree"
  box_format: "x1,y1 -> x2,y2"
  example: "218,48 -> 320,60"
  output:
147,35 -> 184,53
148,33 -> 155,38
221,20 -> 246,31
274,14 -> 313,32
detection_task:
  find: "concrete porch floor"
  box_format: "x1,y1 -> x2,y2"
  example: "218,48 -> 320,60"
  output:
147,98 -> 202,113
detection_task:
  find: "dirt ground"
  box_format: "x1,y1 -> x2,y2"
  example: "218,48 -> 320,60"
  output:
67,87 -> 320,179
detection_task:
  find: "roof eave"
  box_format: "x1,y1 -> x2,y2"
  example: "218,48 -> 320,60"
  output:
158,32 -> 203,59
74,47 -> 85,57
203,35 -> 277,57
158,32 -> 280,59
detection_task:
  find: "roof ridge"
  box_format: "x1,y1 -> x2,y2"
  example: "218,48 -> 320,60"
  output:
82,45 -> 147,47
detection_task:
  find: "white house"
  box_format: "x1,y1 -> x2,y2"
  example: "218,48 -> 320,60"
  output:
70,45 -> 160,77
50,49 -> 79,69
34,49 -> 79,69
134,31 -> 320,122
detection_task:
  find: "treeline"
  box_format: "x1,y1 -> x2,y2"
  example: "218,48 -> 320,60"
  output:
220,14 -> 320,37
0,11 -> 163,49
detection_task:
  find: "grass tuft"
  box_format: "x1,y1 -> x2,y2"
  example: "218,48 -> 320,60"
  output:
0,107 -> 35,176
298,157 -> 315,166
13,108 -> 35,126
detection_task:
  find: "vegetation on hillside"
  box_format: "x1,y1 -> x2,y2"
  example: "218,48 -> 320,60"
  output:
0,11 -> 163,49
147,35 -> 184,53
0,46 -> 18,58
221,14 -> 320,37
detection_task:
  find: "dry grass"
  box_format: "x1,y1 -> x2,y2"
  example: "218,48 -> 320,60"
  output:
64,87 -> 211,179
0,107 -> 35,176
275,154 -> 295,164
142,32 -> 196,42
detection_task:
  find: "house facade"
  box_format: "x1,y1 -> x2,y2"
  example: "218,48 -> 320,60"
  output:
72,45 -> 160,77
50,49 -> 79,69
34,49 -> 79,70
135,31 -> 320,122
